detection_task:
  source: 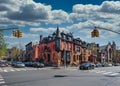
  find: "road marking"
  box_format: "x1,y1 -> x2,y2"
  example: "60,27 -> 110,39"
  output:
10,69 -> 15,71
96,71 -> 106,73
3,70 -> 8,72
109,73 -> 119,76
103,72 -> 113,74
0,74 -> 7,86
0,81 -> 5,84
0,79 -> 4,81
15,69 -> 21,71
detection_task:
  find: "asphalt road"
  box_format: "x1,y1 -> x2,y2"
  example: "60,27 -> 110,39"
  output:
0,66 -> 120,86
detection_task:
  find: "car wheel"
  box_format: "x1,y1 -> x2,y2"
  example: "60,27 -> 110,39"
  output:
87,67 -> 90,70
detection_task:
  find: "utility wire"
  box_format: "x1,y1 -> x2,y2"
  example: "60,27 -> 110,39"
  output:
95,27 -> 120,34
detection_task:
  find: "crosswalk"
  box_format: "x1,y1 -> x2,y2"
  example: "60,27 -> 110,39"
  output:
0,74 -> 7,86
89,69 -> 120,76
0,67 -> 48,73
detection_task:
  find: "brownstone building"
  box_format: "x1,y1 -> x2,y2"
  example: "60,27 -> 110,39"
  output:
25,26 -> 98,66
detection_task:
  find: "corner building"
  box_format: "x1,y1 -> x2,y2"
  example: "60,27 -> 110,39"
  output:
32,27 -> 92,66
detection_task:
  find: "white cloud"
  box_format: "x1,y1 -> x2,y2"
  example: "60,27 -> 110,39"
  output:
48,10 -> 69,24
72,4 -> 100,13
101,1 -> 120,14
5,0 -> 51,21
30,27 -> 69,33
0,0 -> 69,26
0,0 -> 52,26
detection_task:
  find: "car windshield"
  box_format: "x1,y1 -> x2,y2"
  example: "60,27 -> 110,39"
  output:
82,63 -> 90,66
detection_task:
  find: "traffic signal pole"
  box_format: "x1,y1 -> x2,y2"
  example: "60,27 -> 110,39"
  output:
12,30 -> 22,61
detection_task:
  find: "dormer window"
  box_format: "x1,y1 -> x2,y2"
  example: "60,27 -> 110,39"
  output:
63,35 -> 66,40
53,34 -> 56,40
77,47 -> 80,52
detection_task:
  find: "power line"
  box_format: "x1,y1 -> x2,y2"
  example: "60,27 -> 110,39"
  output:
95,27 -> 120,34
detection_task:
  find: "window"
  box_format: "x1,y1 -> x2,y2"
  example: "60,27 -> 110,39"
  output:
53,34 -> 56,40
63,35 -> 66,40
70,44 -> 72,50
77,47 -> 80,52
68,36 -> 72,41
49,37 -> 52,41
76,41 -> 80,44
55,39 -> 60,51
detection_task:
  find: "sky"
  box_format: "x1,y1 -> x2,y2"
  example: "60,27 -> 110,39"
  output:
0,0 -> 120,49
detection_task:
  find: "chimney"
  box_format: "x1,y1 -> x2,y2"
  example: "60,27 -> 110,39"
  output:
40,35 -> 43,43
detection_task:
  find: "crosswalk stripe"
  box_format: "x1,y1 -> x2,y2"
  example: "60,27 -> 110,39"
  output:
109,73 -> 119,76
0,79 -> 4,81
3,70 -> 8,72
103,72 -> 113,74
89,69 -> 120,76
0,74 -> 7,86
0,81 -> 5,84
15,69 -> 21,71
96,71 -> 106,73
0,67 -> 51,73
10,69 -> 15,71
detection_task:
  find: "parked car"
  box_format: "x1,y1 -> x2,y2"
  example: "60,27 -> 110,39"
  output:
12,61 -> 17,66
32,62 -> 44,68
14,62 -> 25,68
113,63 -> 120,66
95,63 -> 102,67
0,61 -> 8,67
24,62 -> 33,67
79,62 -> 95,70
7,61 -> 12,66
101,62 -> 112,67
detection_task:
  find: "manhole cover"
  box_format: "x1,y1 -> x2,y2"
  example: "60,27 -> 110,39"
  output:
54,75 -> 67,77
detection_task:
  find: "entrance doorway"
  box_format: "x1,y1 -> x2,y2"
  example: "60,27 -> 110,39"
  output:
47,54 -> 50,62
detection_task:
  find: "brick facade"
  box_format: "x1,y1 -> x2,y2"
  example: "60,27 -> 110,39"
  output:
25,27 -> 98,66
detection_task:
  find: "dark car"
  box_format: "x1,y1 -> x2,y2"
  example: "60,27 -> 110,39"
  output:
95,63 -> 102,67
113,63 -> 120,66
24,62 -> 33,67
79,62 -> 95,70
32,62 -> 44,68
101,62 -> 111,67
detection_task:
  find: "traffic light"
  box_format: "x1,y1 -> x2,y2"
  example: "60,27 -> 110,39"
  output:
17,30 -> 22,38
91,31 -> 95,38
13,30 -> 22,38
91,29 -> 99,38
13,30 -> 18,37
94,29 -> 99,37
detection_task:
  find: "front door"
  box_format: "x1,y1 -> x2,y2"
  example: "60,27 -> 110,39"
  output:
47,54 -> 50,62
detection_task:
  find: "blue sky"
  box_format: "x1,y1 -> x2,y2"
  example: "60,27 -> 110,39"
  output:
0,0 -> 120,49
